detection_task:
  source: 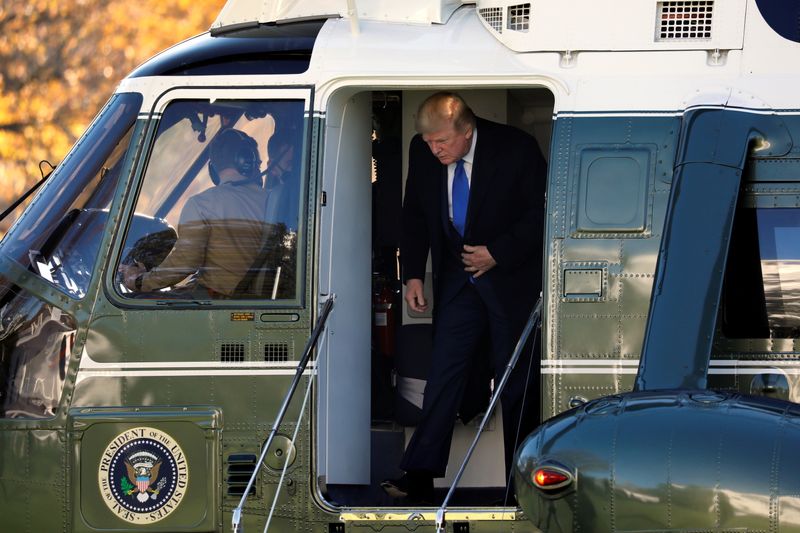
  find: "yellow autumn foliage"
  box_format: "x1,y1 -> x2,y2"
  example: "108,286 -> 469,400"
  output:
0,0 -> 226,230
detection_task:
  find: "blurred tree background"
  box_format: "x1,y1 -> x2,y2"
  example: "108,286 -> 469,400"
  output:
0,0 -> 226,234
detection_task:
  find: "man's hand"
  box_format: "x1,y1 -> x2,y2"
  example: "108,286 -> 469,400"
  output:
462,245 -> 497,278
118,261 -> 147,291
405,278 -> 428,312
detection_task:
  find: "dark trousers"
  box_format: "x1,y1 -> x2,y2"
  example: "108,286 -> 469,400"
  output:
399,281 -> 539,481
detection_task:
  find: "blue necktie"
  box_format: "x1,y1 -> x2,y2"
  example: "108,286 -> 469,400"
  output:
452,159 -> 469,236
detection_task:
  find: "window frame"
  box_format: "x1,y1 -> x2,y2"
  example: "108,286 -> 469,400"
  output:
107,87 -> 314,309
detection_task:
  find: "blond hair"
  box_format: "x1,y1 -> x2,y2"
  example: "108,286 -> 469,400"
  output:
415,92 -> 476,134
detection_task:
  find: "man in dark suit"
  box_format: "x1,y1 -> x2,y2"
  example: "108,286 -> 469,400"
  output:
382,92 -> 546,503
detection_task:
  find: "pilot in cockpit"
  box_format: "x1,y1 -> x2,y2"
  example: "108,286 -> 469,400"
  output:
119,128 -> 273,299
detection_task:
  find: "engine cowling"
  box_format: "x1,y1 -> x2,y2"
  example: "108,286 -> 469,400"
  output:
514,390 -> 800,532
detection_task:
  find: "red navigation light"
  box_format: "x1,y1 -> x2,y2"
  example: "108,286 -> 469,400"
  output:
532,467 -> 572,490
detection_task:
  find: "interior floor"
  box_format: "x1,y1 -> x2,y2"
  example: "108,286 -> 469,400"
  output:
324,425 -> 517,507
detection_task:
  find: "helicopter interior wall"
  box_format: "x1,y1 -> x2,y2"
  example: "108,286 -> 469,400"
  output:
317,87 -> 553,507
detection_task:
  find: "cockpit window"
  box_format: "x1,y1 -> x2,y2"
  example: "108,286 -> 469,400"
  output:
116,99 -> 305,301
0,93 -> 141,299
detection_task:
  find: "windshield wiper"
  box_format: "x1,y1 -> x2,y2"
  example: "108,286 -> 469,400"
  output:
0,160 -> 56,223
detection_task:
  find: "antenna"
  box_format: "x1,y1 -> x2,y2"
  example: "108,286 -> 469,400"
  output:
346,0 -> 360,35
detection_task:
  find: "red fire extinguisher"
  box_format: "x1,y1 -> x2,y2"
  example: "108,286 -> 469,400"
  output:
373,280 -> 397,357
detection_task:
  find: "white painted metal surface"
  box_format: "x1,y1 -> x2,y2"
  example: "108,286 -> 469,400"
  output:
118,1 -> 800,119
316,92 -> 373,485
212,0 -> 470,30
474,0 -> 747,52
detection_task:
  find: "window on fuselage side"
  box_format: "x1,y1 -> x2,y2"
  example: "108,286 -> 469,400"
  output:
722,207 -> 800,339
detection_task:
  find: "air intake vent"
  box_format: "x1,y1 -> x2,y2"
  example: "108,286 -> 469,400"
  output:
479,6 -> 503,33
226,453 -> 257,496
656,1 -> 713,41
220,343 -> 245,362
507,3 -> 531,32
264,342 -> 290,362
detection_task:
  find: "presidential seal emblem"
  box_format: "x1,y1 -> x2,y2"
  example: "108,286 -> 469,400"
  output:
98,427 -> 189,524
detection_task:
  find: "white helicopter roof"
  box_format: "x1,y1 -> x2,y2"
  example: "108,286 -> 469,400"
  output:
212,0 -> 469,29
213,0 -> 748,54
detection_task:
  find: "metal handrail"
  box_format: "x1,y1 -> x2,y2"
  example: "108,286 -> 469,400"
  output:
435,295 -> 543,533
232,294 -> 336,533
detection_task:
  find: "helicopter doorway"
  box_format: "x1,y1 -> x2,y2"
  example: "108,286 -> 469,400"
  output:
316,87 -> 554,508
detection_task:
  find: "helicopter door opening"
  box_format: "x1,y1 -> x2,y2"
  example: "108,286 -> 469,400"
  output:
317,87 -> 553,507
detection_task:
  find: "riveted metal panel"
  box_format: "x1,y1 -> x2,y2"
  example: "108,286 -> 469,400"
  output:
543,116 -> 676,420
69,408 -> 220,532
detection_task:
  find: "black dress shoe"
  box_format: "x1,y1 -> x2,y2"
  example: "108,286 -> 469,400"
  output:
380,476 -> 410,498
381,472 -> 435,503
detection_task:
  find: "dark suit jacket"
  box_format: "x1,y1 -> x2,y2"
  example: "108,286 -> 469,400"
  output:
401,117 -> 546,323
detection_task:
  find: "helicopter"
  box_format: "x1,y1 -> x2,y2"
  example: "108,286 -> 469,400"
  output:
2,0 -> 800,531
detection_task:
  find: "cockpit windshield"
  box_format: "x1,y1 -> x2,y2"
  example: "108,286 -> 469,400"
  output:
0,93 -> 142,299
115,98 -> 305,301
